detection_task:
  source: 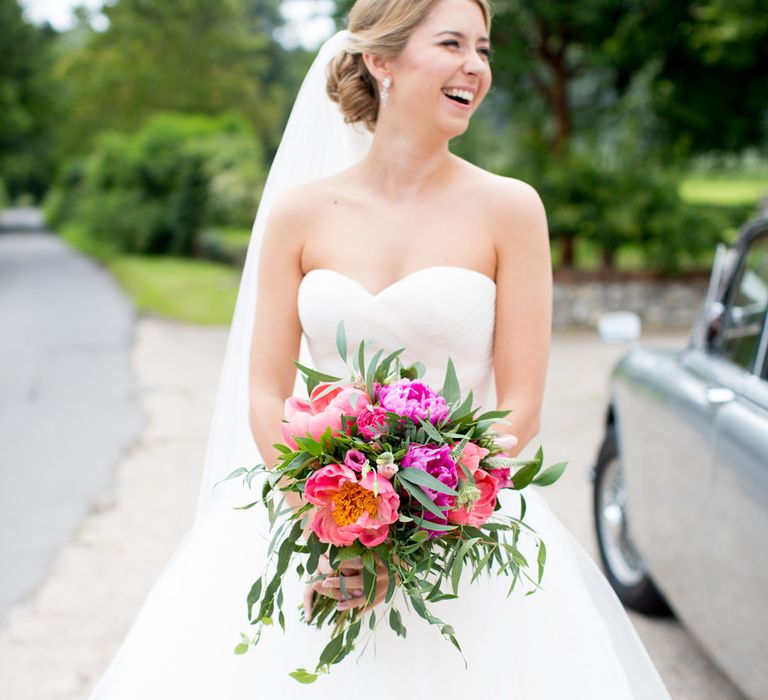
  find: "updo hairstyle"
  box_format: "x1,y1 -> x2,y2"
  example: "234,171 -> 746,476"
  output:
326,0 -> 493,132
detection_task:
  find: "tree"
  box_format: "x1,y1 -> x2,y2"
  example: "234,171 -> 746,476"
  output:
0,0 -> 59,199
53,0 -> 286,159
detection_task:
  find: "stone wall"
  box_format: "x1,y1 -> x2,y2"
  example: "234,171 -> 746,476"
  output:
552,276 -> 709,330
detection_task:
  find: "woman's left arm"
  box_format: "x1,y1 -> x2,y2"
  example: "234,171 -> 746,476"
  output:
487,178 -> 552,458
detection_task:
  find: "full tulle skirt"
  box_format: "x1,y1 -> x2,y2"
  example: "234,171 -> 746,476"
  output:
89,486 -> 670,699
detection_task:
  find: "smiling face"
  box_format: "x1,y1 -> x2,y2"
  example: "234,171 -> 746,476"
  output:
375,0 -> 492,140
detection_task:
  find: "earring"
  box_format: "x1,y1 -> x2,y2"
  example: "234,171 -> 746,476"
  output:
381,77 -> 391,106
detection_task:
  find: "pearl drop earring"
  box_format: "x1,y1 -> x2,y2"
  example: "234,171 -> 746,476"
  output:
381,77 -> 392,106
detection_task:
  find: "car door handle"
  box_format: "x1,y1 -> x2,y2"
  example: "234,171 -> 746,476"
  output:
706,387 -> 735,404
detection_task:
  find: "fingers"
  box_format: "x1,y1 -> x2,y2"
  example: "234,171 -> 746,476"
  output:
311,579 -> 363,601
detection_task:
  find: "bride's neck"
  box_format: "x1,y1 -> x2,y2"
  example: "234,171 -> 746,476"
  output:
359,122 -> 453,200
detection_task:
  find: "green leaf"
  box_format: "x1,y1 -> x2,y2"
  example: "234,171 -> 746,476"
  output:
234,643 -> 249,655
451,537 -> 481,595
412,515 -> 457,532
357,338 -> 366,379
475,409 -> 512,422
399,468 -> 458,496
366,348 -> 384,398
362,550 -> 376,574
440,357 -> 461,405
289,668 -> 319,684
414,416 -> 445,443
532,461 -> 568,487
246,578 -> 262,619
511,461 -> 540,490
537,539 -> 547,583
336,320 -> 347,363
293,360 -> 342,383
319,633 -> 345,666
389,607 -> 406,638
450,390 -> 475,421
362,565 -> 377,604
400,479 -> 448,520
520,493 -> 527,521
369,609 -> 377,629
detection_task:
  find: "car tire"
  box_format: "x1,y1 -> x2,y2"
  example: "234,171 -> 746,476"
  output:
593,425 -> 672,617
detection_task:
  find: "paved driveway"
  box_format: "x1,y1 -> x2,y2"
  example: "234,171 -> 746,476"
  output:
0,214 -> 143,617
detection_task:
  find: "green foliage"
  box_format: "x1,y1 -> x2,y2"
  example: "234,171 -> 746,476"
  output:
515,153 -> 728,274
0,0 -> 60,199
51,0 -> 298,161
46,112 -> 263,256
0,178 -> 8,208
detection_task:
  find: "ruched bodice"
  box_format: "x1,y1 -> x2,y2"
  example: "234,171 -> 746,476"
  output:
298,266 -> 497,408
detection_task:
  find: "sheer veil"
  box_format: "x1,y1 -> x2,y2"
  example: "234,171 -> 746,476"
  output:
194,30 -> 373,523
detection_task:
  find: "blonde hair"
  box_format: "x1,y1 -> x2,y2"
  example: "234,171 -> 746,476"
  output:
326,0 -> 493,132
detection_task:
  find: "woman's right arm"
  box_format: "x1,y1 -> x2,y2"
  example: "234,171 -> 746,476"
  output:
248,187 -> 309,511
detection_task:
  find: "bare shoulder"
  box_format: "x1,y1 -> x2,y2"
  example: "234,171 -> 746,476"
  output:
455,160 -> 546,228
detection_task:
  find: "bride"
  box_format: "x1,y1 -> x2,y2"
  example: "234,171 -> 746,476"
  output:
90,0 -> 671,697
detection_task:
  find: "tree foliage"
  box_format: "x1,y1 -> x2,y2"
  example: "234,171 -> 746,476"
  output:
0,0 -> 59,199
53,0 -> 292,159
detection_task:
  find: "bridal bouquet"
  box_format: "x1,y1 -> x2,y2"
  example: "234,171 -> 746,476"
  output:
221,321 -> 566,683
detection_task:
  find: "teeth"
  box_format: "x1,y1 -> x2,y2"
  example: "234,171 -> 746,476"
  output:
442,88 -> 474,103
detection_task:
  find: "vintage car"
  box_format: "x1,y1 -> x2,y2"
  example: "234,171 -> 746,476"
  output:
592,213 -> 768,700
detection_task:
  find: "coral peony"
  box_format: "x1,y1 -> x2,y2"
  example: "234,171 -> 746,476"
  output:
447,468 -> 500,526
456,441 -> 490,475
281,382 -> 370,450
304,464 -> 399,547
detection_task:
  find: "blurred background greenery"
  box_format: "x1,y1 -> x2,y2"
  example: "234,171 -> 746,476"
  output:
2,0 -> 767,323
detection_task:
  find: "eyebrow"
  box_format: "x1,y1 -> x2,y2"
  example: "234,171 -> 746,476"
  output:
434,30 -> 490,43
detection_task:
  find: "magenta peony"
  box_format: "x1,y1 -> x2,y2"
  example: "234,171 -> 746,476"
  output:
356,404 -> 390,440
401,443 -> 458,533
304,464 -> 399,547
377,379 -> 449,425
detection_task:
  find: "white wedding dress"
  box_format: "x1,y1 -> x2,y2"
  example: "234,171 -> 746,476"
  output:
90,265 -> 671,699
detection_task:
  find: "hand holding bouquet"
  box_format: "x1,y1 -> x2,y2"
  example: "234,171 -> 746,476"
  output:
221,321 -> 566,683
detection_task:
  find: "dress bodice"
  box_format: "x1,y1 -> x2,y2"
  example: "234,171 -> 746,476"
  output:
297,266 -> 497,409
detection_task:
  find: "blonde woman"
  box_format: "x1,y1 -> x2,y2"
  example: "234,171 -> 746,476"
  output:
90,1 -> 670,697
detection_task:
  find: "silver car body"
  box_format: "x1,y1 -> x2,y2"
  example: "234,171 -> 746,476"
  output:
607,216 -> 768,699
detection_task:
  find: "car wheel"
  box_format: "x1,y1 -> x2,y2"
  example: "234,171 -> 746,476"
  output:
593,425 -> 672,616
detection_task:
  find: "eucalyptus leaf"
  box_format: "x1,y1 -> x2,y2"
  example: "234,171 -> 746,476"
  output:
336,320 -> 347,362
532,461 -> 568,486
400,478 -> 448,520
440,357 -> 461,405
289,668 -> 319,684
319,633 -> 345,667
293,360 -> 342,383
399,467 -> 458,496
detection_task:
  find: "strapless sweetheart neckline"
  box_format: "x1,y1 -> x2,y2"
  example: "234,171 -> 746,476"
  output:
300,265 -> 496,298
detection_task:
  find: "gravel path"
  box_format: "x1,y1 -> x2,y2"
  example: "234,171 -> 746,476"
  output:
0,319 -> 745,699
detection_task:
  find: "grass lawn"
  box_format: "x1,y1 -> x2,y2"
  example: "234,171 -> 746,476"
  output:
110,256 -> 240,325
680,174 -> 768,206
60,224 -> 240,325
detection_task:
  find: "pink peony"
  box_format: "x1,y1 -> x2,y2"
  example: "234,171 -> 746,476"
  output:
447,468 -> 500,527
281,382 -> 370,450
356,404 -> 391,440
304,464 -> 399,547
377,379 -> 449,425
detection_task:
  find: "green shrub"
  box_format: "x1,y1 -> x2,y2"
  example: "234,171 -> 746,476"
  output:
0,178 -> 8,208
514,154 -> 730,274
46,112 -> 262,256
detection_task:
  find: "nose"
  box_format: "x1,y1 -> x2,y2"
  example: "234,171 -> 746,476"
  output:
462,51 -> 489,77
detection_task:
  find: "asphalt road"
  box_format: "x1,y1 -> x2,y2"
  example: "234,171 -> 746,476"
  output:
0,210 -> 143,617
